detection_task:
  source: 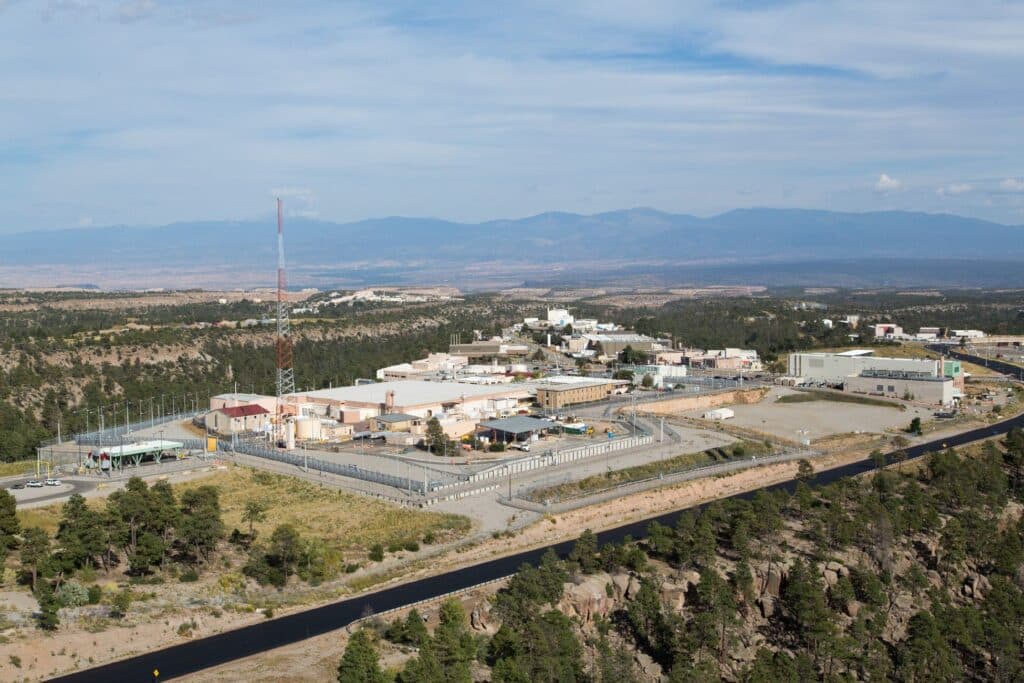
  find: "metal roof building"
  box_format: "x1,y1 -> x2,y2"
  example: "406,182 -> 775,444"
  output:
478,416 -> 556,441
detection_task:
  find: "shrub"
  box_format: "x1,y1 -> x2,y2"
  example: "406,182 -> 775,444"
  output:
732,445 -> 746,457
422,531 -> 436,545
489,442 -> 506,452
110,590 -> 132,618
176,620 -> 196,637
264,607 -> 274,619
179,569 -> 200,583
403,541 -> 420,552
387,542 -> 403,553
345,563 -> 361,574
369,544 -> 384,562
9,655 -> 20,668
87,585 -> 102,605
56,580 -> 89,608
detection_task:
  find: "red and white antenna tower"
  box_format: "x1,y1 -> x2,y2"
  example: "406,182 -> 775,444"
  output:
275,198 -> 295,420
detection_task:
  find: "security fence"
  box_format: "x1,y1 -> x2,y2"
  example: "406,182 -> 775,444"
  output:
227,437 -> 466,495
68,410 -> 204,447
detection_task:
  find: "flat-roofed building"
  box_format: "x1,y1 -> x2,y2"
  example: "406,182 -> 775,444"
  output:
582,333 -> 666,357
788,351 -> 940,385
844,370 -> 954,406
368,412 -> 424,433
535,377 -> 630,409
209,392 -> 277,414
289,380 -> 533,423
478,416 -> 556,443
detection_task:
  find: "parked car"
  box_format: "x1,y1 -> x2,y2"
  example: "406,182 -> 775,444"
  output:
26,479 -> 44,488
9,483 -> 25,490
44,478 -> 61,487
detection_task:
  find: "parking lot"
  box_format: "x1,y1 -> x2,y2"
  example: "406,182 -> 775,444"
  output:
684,387 -> 934,442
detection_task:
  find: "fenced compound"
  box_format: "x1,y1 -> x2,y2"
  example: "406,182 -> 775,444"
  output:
227,437 -> 463,495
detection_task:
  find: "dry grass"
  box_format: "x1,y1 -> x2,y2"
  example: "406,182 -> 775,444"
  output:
0,460 -> 38,478
177,466 -> 471,550
17,466 -> 472,551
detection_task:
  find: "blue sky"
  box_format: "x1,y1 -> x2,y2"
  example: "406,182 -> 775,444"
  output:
2,0 -> 1024,231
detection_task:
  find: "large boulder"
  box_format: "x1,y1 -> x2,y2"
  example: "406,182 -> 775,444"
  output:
825,560 -> 849,577
963,573 -> 992,600
611,573 -> 631,599
822,569 -> 839,587
756,596 -> 776,620
761,567 -> 784,598
661,584 -> 686,613
680,570 -> 702,590
557,574 -> 614,625
845,600 -> 862,619
470,602 -> 497,634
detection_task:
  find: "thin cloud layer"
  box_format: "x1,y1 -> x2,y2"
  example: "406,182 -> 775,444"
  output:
1,0 -> 1023,230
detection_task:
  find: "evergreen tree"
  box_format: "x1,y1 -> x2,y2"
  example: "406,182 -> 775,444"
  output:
20,527 -> 50,591
568,528 -> 599,573
433,599 -> 474,683
0,489 -> 20,557
337,628 -> 387,683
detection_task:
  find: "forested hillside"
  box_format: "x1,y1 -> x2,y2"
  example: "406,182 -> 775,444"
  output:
341,432 -> 1024,681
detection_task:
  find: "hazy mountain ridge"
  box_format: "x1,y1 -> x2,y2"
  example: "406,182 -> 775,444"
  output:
1,208 -> 1021,276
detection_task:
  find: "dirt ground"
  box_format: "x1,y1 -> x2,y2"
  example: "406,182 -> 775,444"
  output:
682,386 -> 932,442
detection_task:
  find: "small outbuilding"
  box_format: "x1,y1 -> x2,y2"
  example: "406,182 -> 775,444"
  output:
478,416 -> 556,443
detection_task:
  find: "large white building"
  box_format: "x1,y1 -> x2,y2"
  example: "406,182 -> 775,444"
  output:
287,380 -> 534,424
787,350 -> 941,385
376,353 -> 469,380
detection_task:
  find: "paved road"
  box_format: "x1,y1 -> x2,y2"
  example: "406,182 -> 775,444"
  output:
51,404 -> 1024,682
7,479 -> 98,507
928,345 -> 1024,380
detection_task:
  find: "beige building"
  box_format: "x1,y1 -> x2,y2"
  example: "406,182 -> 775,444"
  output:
206,404 -> 272,435
209,392 -> 277,414
535,378 -> 628,410
844,370 -> 954,405
288,380 -> 534,424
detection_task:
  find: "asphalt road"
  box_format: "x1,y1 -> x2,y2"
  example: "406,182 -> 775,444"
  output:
51,404 -> 1024,683
928,344 -> 1024,380
7,479 -> 98,507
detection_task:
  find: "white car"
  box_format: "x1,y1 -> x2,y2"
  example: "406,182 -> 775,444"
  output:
26,479 -> 44,488
44,478 -> 61,487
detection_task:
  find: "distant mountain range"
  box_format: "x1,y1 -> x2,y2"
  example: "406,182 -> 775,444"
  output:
1,208 -> 1022,288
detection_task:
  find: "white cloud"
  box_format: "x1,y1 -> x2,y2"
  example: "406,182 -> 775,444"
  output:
936,183 -> 972,197
3,1 -> 1024,228
999,178 -> 1024,192
76,216 -> 93,227
874,173 -> 902,193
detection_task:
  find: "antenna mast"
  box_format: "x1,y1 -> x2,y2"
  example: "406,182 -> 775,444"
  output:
275,198 -> 295,423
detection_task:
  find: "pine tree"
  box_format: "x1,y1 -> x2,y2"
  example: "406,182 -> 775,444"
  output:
337,628 -> 387,683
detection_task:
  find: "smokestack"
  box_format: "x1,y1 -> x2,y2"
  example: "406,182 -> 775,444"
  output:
385,390 -> 395,414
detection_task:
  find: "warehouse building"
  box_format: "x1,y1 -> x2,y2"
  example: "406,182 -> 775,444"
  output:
535,377 -> 630,410
787,350 -> 942,385
844,370 -> 954,406
289,380 -> 533,423
582,333 -> 668,358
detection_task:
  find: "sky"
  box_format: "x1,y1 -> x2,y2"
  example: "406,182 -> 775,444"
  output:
2,0 -> 1024,232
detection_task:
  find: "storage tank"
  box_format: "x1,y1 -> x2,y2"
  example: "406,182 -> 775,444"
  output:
702,407 -> 735,421
293,416 -> 321,440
